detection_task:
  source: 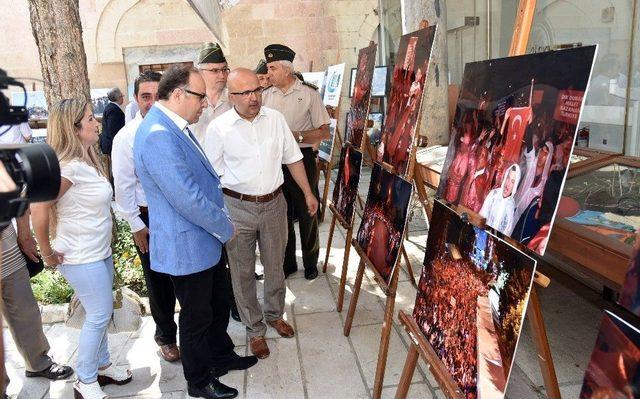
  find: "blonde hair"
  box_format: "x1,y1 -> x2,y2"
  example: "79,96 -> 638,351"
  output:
47,98 -> 105,234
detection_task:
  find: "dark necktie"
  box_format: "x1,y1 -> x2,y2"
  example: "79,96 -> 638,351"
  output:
185,127 -> 205,154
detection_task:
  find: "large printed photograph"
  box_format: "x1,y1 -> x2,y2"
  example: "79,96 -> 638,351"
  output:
413,200 -> 536,399
345,44 -> 377,149
377,25 -> 437,176
356,163 -> 412,285
579,311 -> 640,398
437,46 -> 597,255
619,231 -> 640,318
332,145 -> 363,226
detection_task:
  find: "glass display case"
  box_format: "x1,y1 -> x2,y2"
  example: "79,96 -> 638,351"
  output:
548,156 -> 640,288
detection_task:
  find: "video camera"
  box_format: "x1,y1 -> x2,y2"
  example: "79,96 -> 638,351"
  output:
0,68 -> 60,228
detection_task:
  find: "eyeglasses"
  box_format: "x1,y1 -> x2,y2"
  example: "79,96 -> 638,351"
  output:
229,87 -> 264,98
200,67 -> 230,75
182,88 -> 208,102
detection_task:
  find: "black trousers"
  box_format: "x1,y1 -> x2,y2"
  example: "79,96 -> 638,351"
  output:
135,211 -> 178,345
282,148 -> 320,273
170,254 -> 235,388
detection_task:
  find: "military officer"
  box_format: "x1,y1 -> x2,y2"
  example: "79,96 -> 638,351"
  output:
262,44 -> 330,280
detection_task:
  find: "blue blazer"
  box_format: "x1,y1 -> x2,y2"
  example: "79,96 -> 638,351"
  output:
133,105 -> 234,276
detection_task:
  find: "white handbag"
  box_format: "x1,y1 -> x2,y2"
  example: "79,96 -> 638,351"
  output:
65,286 -> 146,333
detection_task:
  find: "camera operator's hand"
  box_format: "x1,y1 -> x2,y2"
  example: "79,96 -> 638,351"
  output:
42,250 -> 64,268
18,235 -> 39,262
133,227 -> 149,254
0,162 -> 17,192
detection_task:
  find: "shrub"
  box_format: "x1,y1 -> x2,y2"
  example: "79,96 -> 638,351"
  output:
31,269 -> 74,305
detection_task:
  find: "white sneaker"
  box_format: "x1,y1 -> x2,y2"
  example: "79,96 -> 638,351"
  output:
97,364 -> 132,386
73,380 -> 108,399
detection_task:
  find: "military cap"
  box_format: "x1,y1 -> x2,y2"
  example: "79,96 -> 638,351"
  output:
264,44 -> 295,63
254,59 -> 268,75
197,42 -> 226,64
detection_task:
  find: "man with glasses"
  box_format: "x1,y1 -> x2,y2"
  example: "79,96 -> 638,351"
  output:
112,71 -> 182,363
205,68 -> 318,360
134,65 -> 257,399
262,44 -> 330,281
191,42 -> 232,145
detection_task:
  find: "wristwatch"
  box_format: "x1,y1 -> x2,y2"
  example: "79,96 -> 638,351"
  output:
297,132 -> 304,143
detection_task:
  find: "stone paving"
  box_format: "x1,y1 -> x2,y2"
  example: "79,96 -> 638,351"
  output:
4,167 -> 604,398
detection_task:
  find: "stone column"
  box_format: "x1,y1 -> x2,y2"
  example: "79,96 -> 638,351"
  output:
401,0 -> 450,145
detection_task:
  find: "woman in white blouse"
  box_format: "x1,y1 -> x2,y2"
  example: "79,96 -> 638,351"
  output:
31,99 -> 132,399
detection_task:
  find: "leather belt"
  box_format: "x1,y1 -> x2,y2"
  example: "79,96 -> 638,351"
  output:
223,186 -> 282,203
139,206 -> 148,214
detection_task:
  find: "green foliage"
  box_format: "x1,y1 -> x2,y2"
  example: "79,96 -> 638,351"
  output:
30,269 -> 74,305
112,218 -> 147,296
30,217 -> 147,305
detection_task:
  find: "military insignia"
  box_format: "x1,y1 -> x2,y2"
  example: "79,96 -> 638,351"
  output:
268,53 -> 273,58
302,81 -> 319,91
298,97 -> 303,102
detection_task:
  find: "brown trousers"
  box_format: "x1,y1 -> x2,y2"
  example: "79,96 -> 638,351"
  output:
1,266 -> 53,389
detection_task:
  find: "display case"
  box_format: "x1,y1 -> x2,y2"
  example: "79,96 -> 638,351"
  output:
548,155 -> 640,288
569,147 -> 621,173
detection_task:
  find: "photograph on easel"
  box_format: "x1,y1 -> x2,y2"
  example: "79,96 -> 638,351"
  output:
377,25 -> 437,176
579,311 -> 640,398
318,118 -> 337,162
413,200 -> 536,399
345,44 -> 377,148
619,232 -> 640,318
332,144 -> 363,226
355,163 -> 412,285
436,46 -> 597,255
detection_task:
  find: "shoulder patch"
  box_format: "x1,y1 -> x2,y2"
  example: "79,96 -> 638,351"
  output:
302,81 -> 319,91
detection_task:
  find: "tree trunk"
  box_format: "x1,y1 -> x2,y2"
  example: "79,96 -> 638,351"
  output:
27,0 -> 90,106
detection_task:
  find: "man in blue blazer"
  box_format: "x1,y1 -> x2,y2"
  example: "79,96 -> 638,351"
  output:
134,65 -> 256,399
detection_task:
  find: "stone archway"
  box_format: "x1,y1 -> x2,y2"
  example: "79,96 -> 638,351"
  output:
94,0 -> 141,63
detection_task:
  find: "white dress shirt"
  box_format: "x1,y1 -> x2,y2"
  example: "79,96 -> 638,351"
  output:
154,102 -> 207,159
205,106 -> 303,196
112,111 -> 147,233
124,101 -> 139,124
0,122 -> 32,144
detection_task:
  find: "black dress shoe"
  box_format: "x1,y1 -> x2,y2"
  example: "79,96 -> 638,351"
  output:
188,378 -> 238,399
211,354 -> 258,377
230,305 -> 241,322
304,267 -> 318,280
284,268 -> 297,279
25,362 -> 74,380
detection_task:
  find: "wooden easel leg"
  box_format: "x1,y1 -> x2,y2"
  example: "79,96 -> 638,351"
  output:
321,167 -> 332,223
344,259 -> 365,336
323,214 -> 337,274
400,245 -> 417,287
394,345 -> 419,399
357,193 -> 365,211
373,289 -> 398,399
336,227 -> 354,312
527,287 -> 561,399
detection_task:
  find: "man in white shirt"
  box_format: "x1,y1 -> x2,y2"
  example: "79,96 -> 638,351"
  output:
111,71 -> 181,363
0,122 -> 32,144
206,68 -> 318,360
190,42 -> 233,145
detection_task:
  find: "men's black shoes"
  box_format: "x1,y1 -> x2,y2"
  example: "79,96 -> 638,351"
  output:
187,378 -> 238,399
304,267 -> 318,280
230,304 -> 241,322
211,354 -> 258,377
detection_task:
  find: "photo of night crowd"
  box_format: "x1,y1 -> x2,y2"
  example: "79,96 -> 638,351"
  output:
332,144 -> 363,227
619,232 -> 640,318
580,311 -> 640,399
345,44 -> 377,148
413,201 -> 536,399
377,25 -> 436,176
437,46 -> 597,255
355,163 -> 412,285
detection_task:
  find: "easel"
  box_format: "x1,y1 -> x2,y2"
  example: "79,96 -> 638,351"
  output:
318,105 -> 341,223
395,1 -> 561,398
322,42 -> 380,311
